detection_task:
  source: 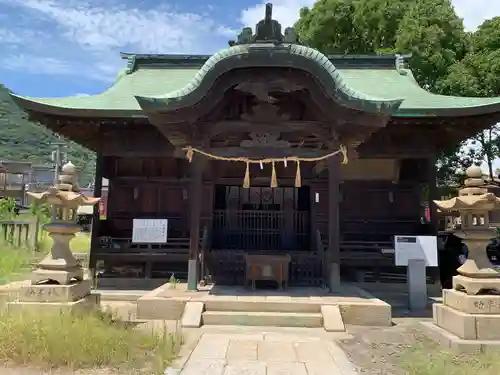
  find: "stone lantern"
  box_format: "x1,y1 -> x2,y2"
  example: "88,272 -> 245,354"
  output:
427,165 -> 500,346
434,165 -> 500,293
27,162 -> 100,285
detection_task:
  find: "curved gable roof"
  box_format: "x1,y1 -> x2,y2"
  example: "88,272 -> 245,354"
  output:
134,43 -> 403,115
9,52 -> 500,118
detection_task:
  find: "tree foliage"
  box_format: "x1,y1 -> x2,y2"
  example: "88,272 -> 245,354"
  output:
0,84 -> 95,185
294,0 -> 500,185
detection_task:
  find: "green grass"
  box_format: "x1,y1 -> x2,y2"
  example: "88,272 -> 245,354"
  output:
0,308 -> 181,374
0,244 -> 32,284
402,340 -> 500,375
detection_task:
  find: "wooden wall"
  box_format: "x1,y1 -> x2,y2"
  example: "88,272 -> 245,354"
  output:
100,155 -> 213,238
99,154 -> 427,243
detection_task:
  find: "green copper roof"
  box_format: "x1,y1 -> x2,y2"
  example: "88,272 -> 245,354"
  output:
134,43 -> 402,115
9,52 -> 500,118
9,2 -> 500,119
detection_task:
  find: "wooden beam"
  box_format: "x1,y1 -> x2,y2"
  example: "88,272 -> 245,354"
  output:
202,147 -> 338,159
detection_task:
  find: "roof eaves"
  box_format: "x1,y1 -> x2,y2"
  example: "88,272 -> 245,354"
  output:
394,101 -> 500,117
8,93 -> 146,118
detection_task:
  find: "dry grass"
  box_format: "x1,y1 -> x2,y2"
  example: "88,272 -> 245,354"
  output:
402,340 -> 500,375
0,308 -> 181,374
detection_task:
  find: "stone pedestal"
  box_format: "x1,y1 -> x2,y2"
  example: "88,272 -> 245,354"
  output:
7,279 -> 100,312
434,288 -> 500,340
424,288 -> 500,351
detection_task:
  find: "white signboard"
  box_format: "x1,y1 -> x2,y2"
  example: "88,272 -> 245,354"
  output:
394,235 -> 438,267
132,219 -> 168,244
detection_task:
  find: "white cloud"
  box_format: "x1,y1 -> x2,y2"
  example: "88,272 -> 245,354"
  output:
241,0 -> 315,29
0,0 -> 237,82
4,0 -> 232,53
3,55 -> 74,75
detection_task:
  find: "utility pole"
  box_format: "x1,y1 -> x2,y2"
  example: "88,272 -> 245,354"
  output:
51,139 -> 66,185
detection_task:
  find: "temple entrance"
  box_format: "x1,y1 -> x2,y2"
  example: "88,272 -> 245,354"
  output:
212,185 -> 310,251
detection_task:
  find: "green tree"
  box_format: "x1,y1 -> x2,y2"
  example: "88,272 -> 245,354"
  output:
295,0 -> 467,91
437,17 -> 500,180
394,0 -> 469,90
294,0 -> 490,186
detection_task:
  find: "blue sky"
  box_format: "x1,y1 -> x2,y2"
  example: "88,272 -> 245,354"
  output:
0,0 -> 498,98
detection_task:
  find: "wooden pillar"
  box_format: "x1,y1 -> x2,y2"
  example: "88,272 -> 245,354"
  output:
427,156 -> 438,234
89,152 -> 104,272
427,156 -> 440,285
327,154 -> 341,291
187,156 -> 205,291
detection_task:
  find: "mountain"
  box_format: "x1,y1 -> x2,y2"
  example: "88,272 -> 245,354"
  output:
0,84 -> 95,185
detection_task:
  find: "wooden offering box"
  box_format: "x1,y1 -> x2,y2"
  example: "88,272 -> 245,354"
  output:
244,253 -> 291,290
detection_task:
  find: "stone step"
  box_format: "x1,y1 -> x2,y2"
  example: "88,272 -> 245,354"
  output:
204,300 -> 320,313
93,289 -> 146,302
201,310 -> 323,327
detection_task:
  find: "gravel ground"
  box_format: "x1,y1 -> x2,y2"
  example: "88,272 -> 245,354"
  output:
338,319 -> 434,375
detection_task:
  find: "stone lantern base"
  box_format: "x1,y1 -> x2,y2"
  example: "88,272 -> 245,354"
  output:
7,279 -> 100,313
453,274 -> 500,295
422,285 -> 500,352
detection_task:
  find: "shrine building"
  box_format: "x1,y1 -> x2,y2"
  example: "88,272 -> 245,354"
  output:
10,5 -> 500,290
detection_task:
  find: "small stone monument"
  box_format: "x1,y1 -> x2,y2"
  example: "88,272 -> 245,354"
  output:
8,162 -> 100,311
428,165 -> 500,348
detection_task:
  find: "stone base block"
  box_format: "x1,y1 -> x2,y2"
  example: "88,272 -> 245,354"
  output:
443,288 -> 500,314
181,302 -> 204,328
453,274 -> 500,295
339,301 -> 392,327
31,267 -> 84,285
434,303 -> 500,340
18,279 -> 92,303
420,321 -> 500,353
7,293 -> 100,313
137,287 -> 187,320
321,305 -> 346,332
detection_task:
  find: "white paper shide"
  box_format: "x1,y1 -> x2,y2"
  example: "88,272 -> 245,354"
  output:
132,219 -> 168,244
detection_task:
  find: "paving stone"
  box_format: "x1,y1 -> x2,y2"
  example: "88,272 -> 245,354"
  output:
180,359 -> 226,375
257,341 -> 297,362
264,333 -> 321,342
266,361 -> 308,375
294,342 -> 337,366
223,361 -> 266,375
189,335 -> 229,360
226,340 -> 258,361
179,329 -> 357,375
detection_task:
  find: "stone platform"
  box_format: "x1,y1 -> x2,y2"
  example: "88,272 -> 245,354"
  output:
137,283 -> 392,330
6,279 -> 100,313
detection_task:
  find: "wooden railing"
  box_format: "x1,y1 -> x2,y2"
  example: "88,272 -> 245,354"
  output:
0,219 -> 37,249
212,210 -> 310,251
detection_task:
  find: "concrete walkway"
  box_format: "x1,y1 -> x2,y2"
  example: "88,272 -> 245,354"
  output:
176,330 -> 359,375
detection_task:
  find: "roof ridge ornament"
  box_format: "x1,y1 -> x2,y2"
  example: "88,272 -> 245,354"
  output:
228,3 -> 297,46
395,53 -> 411,76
